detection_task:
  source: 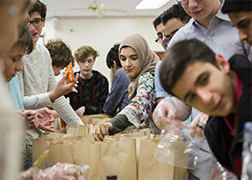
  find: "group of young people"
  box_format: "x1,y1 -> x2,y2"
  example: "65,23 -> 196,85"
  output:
93,0 -> 252,179
0,0 -> 251,179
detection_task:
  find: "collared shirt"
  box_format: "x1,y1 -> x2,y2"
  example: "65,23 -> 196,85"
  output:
103,68 -> 130,115
165,6 -> 252,179
154,61 -> 171,99
168,6 -> 252,61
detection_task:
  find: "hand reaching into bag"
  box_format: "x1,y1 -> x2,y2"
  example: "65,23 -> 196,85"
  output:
93,122 -> 113,141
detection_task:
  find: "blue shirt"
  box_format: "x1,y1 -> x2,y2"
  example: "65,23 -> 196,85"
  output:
103,68 -> 130,115
154,61 -> 171,99
168,7 -> 252,61
9,75 -> 24,110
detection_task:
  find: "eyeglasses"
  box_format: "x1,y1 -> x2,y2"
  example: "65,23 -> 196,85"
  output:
155,32 -> 163,43
164,29 -> 179,44
176,0 -> 203,5
28,18 -> 45,27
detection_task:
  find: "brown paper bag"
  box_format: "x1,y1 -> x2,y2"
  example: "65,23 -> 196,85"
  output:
100,138 -> 137,180
138,138 -> 187,180
32,138 -> 49,169
66,125 -> 88,137
80,114 -> 111,125
53,117 -> 62,131
91,118 -> 110,125
76,141 -> 101,180
42,132 -> 65,139
48,142 -> 75,167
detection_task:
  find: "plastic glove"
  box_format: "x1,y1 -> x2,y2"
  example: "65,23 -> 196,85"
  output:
18,163 -> 88,180
36,107 -> 55,132
36,107 -> 54,123
153,97 -> 191,129
189,112 -> 209,139
93,121 -> 113,141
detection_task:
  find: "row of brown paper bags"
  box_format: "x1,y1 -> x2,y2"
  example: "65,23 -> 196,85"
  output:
33,127 -> 188,180
53,114 -> 111,133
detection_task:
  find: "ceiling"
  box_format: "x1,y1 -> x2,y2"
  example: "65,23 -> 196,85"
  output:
42,0 -> 177,18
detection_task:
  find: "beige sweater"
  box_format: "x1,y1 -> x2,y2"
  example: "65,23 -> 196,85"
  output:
17,44 -> 83,144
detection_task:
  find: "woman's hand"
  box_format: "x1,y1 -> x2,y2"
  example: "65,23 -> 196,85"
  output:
75,106 -> 85,116
93,122 -> 113,141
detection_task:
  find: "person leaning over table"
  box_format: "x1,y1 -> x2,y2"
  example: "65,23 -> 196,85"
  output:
93,34 -> 159,141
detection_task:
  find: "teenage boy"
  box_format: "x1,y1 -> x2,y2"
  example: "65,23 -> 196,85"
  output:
6,24 -> 55,133
103,44 -> 130,115
17,0 -> 83,161
153,0 -> 252,179
66,46 -> 109,116
153,14 -> 167,50
159,38 -> 251,178
45,39 -> 75,76
222,0 -> 252,46
155,3 -> 191,104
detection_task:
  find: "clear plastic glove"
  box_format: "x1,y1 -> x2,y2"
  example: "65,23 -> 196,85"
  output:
93,121 -> 113,141
189,112 -> 209,139
49,72 -> 79,103
75,106 -> 85,116
153,97 -> 191,129
18,163 -> 88,180
36,108 -> 55,132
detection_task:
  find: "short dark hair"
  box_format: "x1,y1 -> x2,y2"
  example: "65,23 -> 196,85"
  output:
222,0 -> 252,14
160,39 -> 218,96
45,39 -> 74,68
106,43 -> 121,69
29,0 -> 47,19
15,24 -> 33,54
153,14 -> 163,30
161,3 -> 191,26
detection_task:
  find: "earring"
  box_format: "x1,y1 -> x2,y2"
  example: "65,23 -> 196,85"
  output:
8,6 -> 17,16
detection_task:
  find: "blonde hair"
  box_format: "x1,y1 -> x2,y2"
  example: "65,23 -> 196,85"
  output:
74,46 -> 99,62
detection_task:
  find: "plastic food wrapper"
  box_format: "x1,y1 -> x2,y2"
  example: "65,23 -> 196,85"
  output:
154,119 -> 200,169
33,163 -> 89,180
62,62 -> 75,84
210,160 -> 238,180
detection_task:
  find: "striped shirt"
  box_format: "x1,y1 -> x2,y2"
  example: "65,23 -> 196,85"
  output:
17,44 -> 83,144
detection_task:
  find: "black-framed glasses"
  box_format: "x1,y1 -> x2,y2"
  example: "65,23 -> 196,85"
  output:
28,18 -> 45,27
164,29 -> 179,44
176,0 -> 203,5
155,32 -> 163,43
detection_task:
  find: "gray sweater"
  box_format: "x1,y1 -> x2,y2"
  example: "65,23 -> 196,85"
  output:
17,44 -> 83,144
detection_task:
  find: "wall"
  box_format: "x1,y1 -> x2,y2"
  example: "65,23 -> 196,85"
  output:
43,16 -> 164,86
